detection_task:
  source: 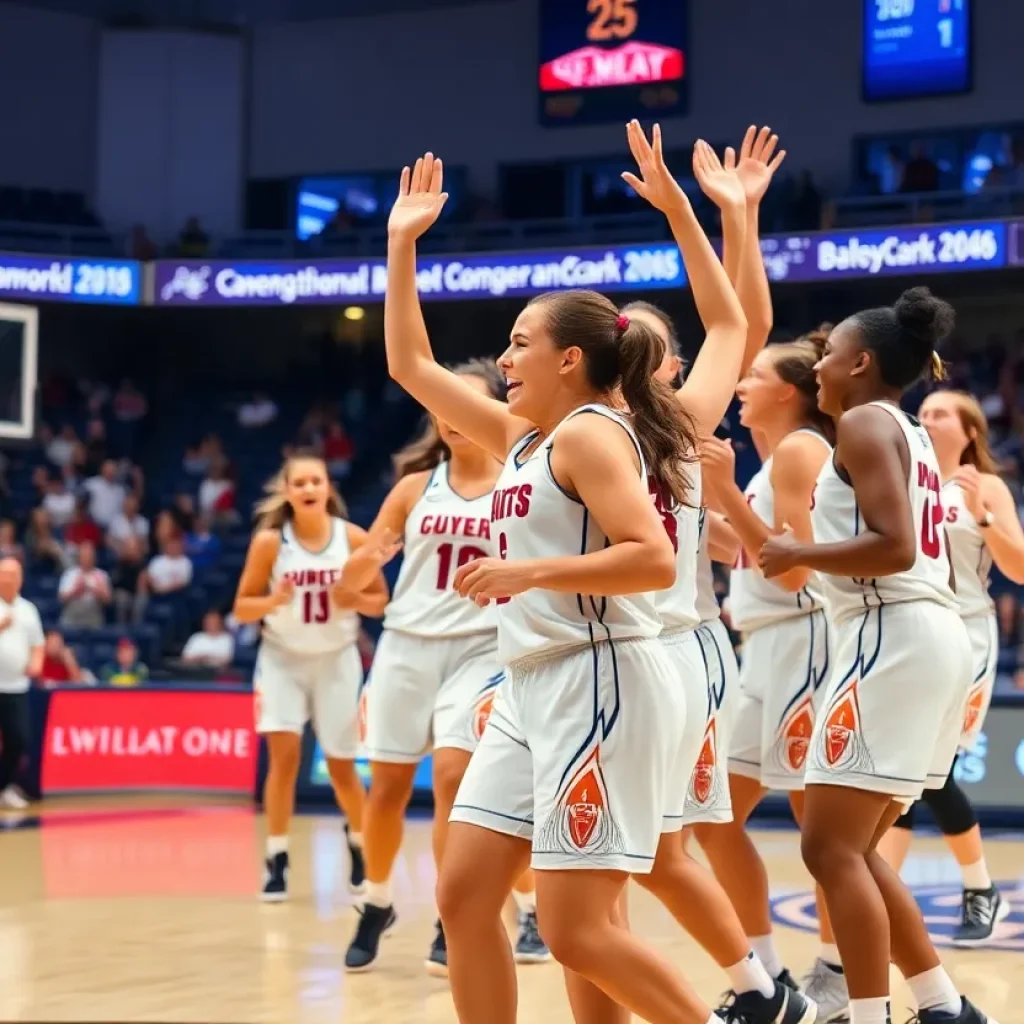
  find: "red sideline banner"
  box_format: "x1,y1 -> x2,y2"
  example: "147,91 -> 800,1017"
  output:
41,689 -> 257,793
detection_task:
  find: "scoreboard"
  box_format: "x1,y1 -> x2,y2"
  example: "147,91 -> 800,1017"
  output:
539,0 -> 688,126
863,0 -> 971,102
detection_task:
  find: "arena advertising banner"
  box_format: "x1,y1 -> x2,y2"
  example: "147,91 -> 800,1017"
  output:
152,218 -> 1013,307
40,688 -> 258,794
0,254 -> 142,305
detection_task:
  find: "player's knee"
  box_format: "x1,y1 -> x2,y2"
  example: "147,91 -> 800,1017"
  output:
922,774 -> 976,836
692,819 -> 738,856
435,856 -> 493,930
800,828 -> 849,885
431,755 -> 468,808
325,757 -> 360,790
266,735 -> 302,776
535,912 -> 596,974
368,763 -> 416,811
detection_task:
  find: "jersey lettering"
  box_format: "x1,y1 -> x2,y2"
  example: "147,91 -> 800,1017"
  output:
945,505 -> 959,524
917,460 -> 943,559
283,567 -> 342,587
420,514 -> 491,540
491,483 -> 532,522
648,478 -> 678,554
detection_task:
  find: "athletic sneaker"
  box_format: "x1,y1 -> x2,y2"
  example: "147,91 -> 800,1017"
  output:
800,958 -> 850,1023
513,911 -> 551,964
777,969 -> 800,991
425,919 -> 448,977
0,786 -> 28,810
717,979 -> 817,1024
344,823 -> 365,894
345,903 -> 397,971
910,996 -> 998,1024
261,851 -> 288,902
952,887 -> 1009,946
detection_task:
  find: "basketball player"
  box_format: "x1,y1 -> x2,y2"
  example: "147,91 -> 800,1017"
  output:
386,147 -> 814,1024
875,389 -> 1024,943
698,331 -> 847,1019
760,288 -> 997,1024
345,358 -> 549,974
233,452 -> 389,901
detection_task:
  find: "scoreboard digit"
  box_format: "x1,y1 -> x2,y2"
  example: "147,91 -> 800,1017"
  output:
539,0 -> 688,126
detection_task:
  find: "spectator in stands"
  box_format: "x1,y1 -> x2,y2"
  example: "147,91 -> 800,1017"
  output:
108,493 -> 149,554
901,144 -> 940,193
58,541 -> 111,629
154,509 -> 182,549
141,534 -> 193,599
128,224 -> 158,261
38,630 -> 82,687
171,494 -> 196,534
199,457 -> 236,522
322,420 -> 355,479
113,379 -> 148,424
238,392 -> 278,429
101,637 -> 148,687
64,498 -> 102,550
83,459 -> 126,529
111,534 -> 147,625
83,419 -> 108,475
0,558 -> 44,809
45,424 -> 79,469
185,513 -> 221,571
42,475 -> 76,529
177,216 -> 210,257
181,610 -> 235,669
25,508 -> 67,574
0,521 -> 23,564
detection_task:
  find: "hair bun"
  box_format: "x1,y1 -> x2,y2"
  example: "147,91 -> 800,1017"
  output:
893,287 -> 955,349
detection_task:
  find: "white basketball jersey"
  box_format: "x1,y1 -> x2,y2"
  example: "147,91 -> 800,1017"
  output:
383,462 -> 497,638
651,463 -> 701,632
941,478 -> 993,619
728,429 -> 830,632
263,517 -> 359,654
812,402 -> 956,626
493,404 -> 662,665
694,511 -> 722,624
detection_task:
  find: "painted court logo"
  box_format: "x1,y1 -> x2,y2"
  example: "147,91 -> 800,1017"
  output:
771,882 -> 1024,953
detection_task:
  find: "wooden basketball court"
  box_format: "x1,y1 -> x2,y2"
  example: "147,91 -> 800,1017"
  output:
0,799 -> 1020,1023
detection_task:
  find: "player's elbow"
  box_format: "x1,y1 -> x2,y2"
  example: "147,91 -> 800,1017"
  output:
890,537 -> 917,573
643,540 -> 677,591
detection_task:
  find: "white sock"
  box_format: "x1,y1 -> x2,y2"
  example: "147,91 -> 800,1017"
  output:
347,830 -> 364,850
819,942 -> 843,968
906,966 -> 961,1016
725,951 -> 775,997
365,880 -> 392,908
266,835 -> 288,857
512,889 -> 536,914
960,857 -> 991,891
850,996 -> 891,1024
749,934 -> 783,978
707,1015 -> 727,1024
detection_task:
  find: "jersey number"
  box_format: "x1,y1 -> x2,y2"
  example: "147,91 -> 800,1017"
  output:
436,542 -> 489,590
302,590 -> 330,624
495,532 -> 510,606
587,0 -> 637,41
920,494 -> 944,559
649,479 -> 678,554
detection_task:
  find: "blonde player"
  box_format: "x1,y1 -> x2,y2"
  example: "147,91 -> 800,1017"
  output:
761,288 -> 998,1024
344,358 -> 549,974
876,390 -> 1024,944
233,452 -> 388,901
386,144 -> 815,1024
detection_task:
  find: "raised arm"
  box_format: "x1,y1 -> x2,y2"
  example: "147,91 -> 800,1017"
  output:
732,126 -> 785,375
760,407 -> 916,578
385,154 -> 531,459
332,522 -> 392,618
621,122 -> 747,439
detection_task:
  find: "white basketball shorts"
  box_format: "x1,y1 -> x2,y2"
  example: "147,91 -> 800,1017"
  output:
254,641 -> 363,759
730,609 -> 832,792
684,617 -> 738,825
805,602 -> 972,805
661,627 -> 716,832
959,612 -> 998,751
450,637 -> 687,874
363,629 -> 503,762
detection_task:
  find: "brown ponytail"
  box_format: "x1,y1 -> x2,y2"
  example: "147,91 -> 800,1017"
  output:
770,325 -> 836,444
527,289 -> 698,507
949,391 -> 998,474
254,450 -> 347,531
392,358 -> 506,479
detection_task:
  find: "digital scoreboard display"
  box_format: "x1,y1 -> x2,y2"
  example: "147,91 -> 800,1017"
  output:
863,0 -> 971,102
539,0 -> 688,126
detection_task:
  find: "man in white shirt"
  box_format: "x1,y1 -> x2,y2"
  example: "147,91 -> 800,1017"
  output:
58,542 -> 112,629
237,393 -> 278,428
0,558 -> 44,809
143,535 -> 194,595
42,477 -> 77,529
107,493 -> 150,553
83,460 -> 127,529
181,610 -> 235,668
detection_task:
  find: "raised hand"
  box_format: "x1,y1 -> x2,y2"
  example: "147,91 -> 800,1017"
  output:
388,153 -> 448,241
270,576 -> 295,608
692,140 -> 745,211
734,125 -> 786,204
621,120 -> 690,219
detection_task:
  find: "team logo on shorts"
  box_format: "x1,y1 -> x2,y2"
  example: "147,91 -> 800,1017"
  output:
358,688 -> 368,744
689,718 -> 719,806
536,747 -> 626,857
779,696 -> 814,773
962,683 -> 986,736
820,679 -> 869,770
472,689 -> 496,740
772,881 -> 1024,953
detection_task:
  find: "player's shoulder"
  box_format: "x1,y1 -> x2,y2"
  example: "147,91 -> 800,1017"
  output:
774,429 -> 830,462
250,528 -> 283,557
835,403 -> 900,444
394,468 -> 436,498
557,408 -> 635,453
